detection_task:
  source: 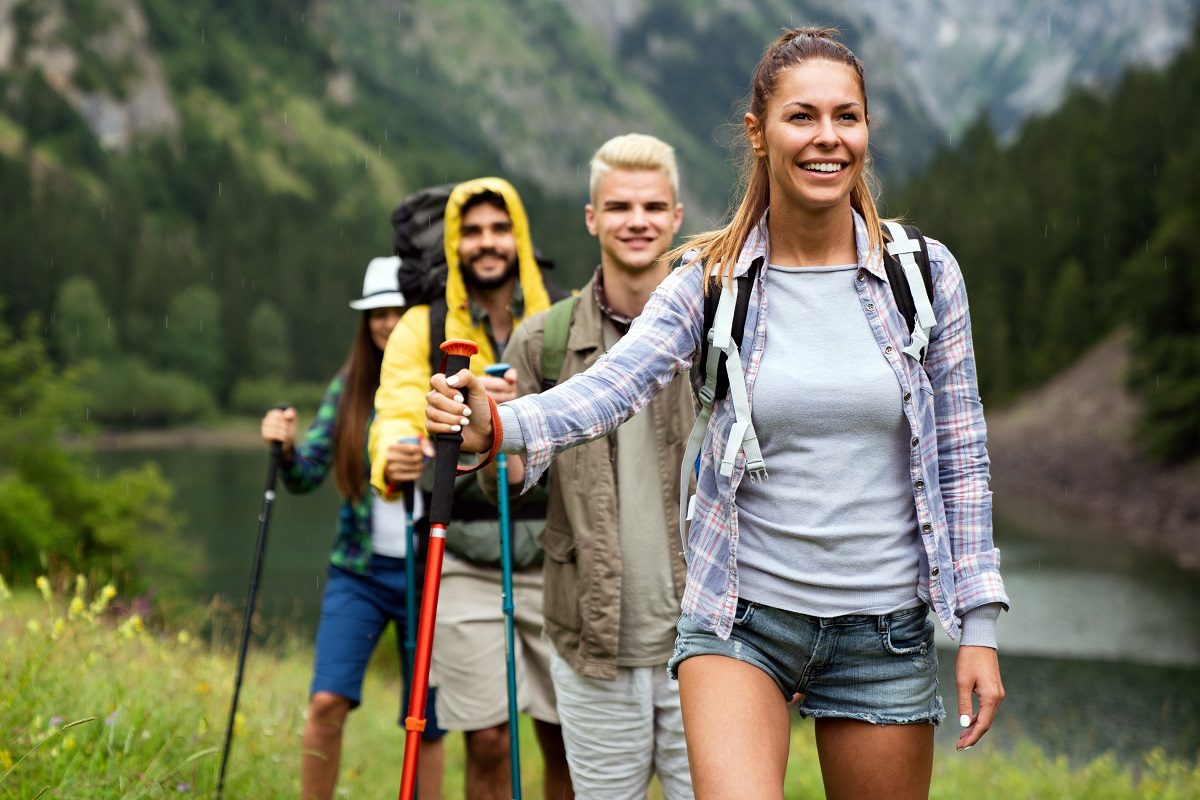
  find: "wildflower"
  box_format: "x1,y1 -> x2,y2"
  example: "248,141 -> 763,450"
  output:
90,584 -> 117,616
27,620 -> 41,634
74,574 -> 87,599
118,614 -> 145,639
197,717 -> 208,736
64,735 -> 77,751
105,710 -> 119,727
0,574 -> 11,601
177,783 -> 193,793
233,712 -> 245,737
52,617 -> 66,639
194,681 -> 211,695
69,596 -> 85,619
36,575 -> 52,601
177,630 -> 192,646
0,749 -> 12,770
49,716 -> 64,729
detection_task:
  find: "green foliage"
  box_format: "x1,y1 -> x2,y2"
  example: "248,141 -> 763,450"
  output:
890,24 -> 1200,461
78,356 -> 217,428
51,276 -> 116,364
245,302 -> 289,379
0,310 -> 197,593
151,285 -> 224,388
228,377 -> 325,417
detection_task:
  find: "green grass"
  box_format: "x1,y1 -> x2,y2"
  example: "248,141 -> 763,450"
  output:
1,578 -> 1197,798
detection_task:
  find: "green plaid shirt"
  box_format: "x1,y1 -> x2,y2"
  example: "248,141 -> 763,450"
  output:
279,374 -> 377,574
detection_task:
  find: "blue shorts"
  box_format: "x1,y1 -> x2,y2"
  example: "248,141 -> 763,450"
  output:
312,555 -> 446,739
668,599 -> 945,726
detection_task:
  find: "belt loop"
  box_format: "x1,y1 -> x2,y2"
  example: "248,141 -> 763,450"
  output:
877,616 -> 887,634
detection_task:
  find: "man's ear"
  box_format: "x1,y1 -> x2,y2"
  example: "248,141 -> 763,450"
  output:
671,203 -> 683,235
745,113 -> 765,157
584,204 -> 598,236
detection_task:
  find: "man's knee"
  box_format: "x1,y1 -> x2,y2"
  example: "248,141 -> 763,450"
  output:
465,723 -> 510,769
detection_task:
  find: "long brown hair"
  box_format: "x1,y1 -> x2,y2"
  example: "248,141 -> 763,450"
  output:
332,314 -> 382,503
664,26 -> 886,289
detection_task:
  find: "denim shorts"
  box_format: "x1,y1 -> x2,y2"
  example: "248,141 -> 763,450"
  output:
312,556 -> 446,739
668,599 -> 945,726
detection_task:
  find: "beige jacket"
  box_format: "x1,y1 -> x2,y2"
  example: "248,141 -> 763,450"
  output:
501,275 -> 694,679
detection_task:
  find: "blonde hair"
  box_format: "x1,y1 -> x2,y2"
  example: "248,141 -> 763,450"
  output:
589,133 -> 679,204
663,27 -> 886,290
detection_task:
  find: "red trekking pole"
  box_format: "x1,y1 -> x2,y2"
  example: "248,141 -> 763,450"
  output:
397,339 -> 479,800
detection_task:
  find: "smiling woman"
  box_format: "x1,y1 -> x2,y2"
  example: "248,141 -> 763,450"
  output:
426,26 -> 1007,800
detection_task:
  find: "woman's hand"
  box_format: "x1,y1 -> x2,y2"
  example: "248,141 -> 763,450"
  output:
260,407 -> 296,457
426,369 -> 493,453
955,646 -> 1005,750
384,439 -> 426,484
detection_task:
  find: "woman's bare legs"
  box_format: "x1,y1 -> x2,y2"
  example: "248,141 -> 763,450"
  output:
677,655 -> 792,800
815,718 -> 933,800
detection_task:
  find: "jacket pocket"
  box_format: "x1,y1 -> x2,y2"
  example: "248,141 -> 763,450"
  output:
540,522 -> 581,635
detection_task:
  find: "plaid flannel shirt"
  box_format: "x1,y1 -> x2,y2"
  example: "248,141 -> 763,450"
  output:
279,374 -> 376,575
505,210 -> 1009,640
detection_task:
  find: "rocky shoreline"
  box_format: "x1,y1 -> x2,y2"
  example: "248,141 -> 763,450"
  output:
986,330 -> 1200,572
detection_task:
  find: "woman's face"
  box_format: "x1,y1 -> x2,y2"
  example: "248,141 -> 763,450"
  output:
746,59 -> 869,215
367,307 -> 404,352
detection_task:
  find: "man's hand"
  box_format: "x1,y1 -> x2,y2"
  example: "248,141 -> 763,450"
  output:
426,369 -> 493,453
260,407 -> 296,457
955,645 -> 1005,750
479,367 -> 518,403
384,439 -> 426,484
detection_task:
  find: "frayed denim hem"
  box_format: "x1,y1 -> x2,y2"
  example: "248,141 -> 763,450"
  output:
797,695 -> 946,727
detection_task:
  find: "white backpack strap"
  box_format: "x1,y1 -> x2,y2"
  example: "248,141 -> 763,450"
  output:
884,222 -> 937,361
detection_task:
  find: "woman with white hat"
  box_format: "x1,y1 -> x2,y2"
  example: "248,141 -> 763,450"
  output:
260,256 -> 446,800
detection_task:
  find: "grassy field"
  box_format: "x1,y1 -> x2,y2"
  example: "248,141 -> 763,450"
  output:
2,577 -> 1198,799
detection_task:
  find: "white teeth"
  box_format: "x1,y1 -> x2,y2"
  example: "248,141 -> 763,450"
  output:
802,162 -> 842,172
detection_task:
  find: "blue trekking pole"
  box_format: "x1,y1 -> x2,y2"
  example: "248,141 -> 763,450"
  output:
486,363 -> 522,800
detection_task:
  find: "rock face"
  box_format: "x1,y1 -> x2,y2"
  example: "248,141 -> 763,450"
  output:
13,0 -> 178,151
987,330 -> 1200,571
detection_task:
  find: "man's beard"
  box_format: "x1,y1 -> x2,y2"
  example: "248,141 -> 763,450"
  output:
462,251 -> 520,290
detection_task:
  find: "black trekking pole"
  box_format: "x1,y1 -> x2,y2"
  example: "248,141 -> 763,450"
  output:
216,409 -> 286,798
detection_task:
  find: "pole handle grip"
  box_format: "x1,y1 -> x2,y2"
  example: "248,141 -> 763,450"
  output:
429,340 -> 477,526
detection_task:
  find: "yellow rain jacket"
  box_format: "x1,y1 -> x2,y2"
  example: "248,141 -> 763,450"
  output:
370,177 -> 553,496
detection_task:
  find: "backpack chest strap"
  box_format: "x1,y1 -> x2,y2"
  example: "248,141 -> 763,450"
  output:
884,222 -> 938,362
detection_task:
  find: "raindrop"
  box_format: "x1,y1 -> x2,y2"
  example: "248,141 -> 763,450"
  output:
201,29 -> 205,44
164,315 -> 169,328
218,182 -> 222,196
1043,225 -> 1048,239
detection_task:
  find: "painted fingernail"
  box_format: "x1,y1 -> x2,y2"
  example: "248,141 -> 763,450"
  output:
462,407 -> 472,416
460,417 -> 470,426
450,425 -> 461,432
447,376 -> 460,386
959,714 -> 971,728
453,394 -> 464,403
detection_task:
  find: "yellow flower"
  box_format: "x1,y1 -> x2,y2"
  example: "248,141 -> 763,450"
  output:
64,735 -> 76,751
69,596 -> 85,619
27,620 -> 41,634
52,617 -> 66,639
117,614 -> 145,639
196,717 -> 208,736
74,574 -> 87,598
36,575 -> 52,601
0,749 -> 12,770
89,584 -> 117,616
195,681 -> 211,695
233,712 -> 246,737
177,630 -> 192,646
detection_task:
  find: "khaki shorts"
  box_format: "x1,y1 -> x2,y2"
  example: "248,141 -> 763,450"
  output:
430,554 -> 558,730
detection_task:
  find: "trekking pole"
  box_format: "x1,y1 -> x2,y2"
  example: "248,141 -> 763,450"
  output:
486,363 -> 522,800
398,437 -> 421,699
216,405 -> 287,798
397,340 -> 479,800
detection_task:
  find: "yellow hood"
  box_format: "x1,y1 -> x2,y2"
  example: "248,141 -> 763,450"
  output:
442,176 -> 552,320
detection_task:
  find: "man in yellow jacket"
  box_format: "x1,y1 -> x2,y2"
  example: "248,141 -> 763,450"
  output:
371,177 -> 572,799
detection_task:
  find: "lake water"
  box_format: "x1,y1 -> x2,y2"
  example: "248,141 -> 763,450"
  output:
98,447 -> 1200,765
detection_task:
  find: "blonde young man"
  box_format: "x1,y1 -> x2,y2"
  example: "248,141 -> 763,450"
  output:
492,134 -> 694,799
371,178 -> 571,800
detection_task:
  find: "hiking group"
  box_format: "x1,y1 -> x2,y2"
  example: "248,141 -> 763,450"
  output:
262,25 -> 1007,800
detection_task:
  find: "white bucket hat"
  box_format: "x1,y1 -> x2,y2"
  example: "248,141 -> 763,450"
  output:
349,256 -> 407,310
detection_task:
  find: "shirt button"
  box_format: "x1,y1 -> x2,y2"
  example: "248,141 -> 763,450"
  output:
903,391 -> 912,402
911,436 -> 920,447
922,522 -> 932,533
857,272 -> 866,282
931,566 -> 940,577
914,479 -> 925,490
866,302 -> 875,311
